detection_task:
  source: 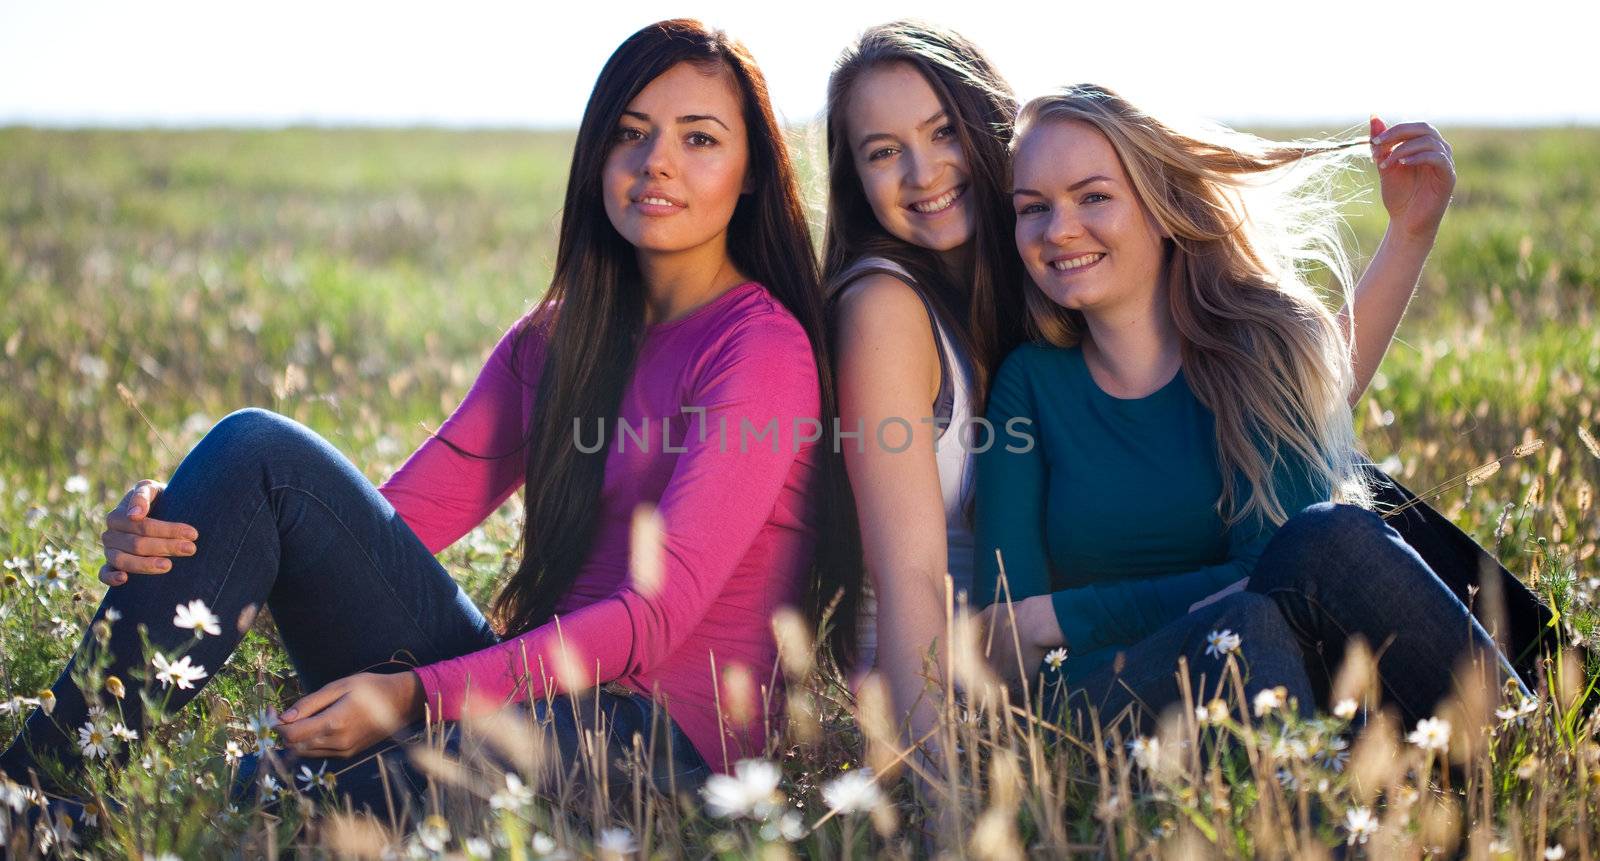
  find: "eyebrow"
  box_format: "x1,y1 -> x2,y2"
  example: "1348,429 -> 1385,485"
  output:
855,110 -> 948,151
622,110 -> 731,131
1010,175 -> 1116,197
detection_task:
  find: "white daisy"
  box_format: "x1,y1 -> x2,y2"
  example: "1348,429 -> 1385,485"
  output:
1043,647 -> 1068,670
78,722 -> 111,759
1345,806 -> 1379,845
596,827 -> 638,857
822,768 -> 882,814
701,757 -> 782,819
1205,629 -> 1242,659
489,772 -> 534,811
111,723 -> 139,743
224,740 -> 244,764
1252,686 -> 1287,717
1333,698 -> 1358,720
1406,716 -> 1451,752
173,599 -> 221,638
152,653 -> 208,689
1127,736 -> 1161,771
64,475 -> 90,495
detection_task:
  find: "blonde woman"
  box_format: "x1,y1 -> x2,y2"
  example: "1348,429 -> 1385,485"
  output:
974,85 -> 1526,730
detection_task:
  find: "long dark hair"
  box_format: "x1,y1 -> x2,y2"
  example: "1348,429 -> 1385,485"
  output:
822,20 -> 1029,405
491,19 -> 861,662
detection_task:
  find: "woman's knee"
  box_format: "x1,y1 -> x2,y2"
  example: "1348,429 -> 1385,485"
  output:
195,408 -> 318,467
1253,503 -> 1391,591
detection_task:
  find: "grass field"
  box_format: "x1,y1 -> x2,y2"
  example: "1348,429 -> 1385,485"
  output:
1,124 -> 1597,858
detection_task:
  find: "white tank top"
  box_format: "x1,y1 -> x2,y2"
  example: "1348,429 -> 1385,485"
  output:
836,257 -> 977,671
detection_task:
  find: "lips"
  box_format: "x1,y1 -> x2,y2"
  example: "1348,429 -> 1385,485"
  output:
631,189 -> 686,213
1048,252 -> 1105,272
907,184 -> 967,215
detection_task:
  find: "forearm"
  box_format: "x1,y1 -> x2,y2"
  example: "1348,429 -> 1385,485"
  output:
1343,224 -> 1437,403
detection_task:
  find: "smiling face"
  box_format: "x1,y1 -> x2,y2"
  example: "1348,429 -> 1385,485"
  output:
601,60 -> 751,262
1011,119 -> 1167,317
844,62 -> 974,254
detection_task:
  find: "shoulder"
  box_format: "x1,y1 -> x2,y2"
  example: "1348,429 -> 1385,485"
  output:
832,273 -> 940,359
996,340 -> 1076,383
693,283 -> 820,397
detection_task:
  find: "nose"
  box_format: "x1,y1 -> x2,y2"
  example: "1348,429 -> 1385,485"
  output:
640,134 -> 675,178
905,146 -> 942,191
1043,206 -> 1084,245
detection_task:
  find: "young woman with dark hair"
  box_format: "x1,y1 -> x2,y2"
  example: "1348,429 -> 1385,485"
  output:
2,18 -> 857,812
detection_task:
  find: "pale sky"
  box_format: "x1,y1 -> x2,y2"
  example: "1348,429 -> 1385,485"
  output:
3,0 -> 1596,128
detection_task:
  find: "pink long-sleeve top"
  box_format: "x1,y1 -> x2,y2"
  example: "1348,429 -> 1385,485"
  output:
377,281 -> 823,772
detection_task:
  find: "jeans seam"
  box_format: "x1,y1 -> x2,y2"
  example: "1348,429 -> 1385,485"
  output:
268,482 -> 459,665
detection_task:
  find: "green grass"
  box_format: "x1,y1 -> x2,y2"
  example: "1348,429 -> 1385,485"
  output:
1,125 -> 1597,858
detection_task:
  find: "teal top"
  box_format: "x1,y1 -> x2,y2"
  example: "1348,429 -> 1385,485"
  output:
972,342 -> 1329,676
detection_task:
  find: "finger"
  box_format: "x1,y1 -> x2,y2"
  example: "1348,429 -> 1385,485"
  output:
1393,152 -> 1454,172
105,509 -> 197,541
1368,115 -> 1387,155
1372,121 -> 1439,147
126,481 -> 165,520
104,547 -> 172,575
1378,137 -> 1449,170
282,680 -> 350,723
102,529 -> 196,560
98,563 -> 128,587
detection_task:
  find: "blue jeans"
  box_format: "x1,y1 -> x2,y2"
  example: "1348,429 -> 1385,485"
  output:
1,408 -> 708,811
1055,503 -> 1528,733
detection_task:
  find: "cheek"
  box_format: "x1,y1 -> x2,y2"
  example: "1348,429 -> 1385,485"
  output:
856,168 -> 900,224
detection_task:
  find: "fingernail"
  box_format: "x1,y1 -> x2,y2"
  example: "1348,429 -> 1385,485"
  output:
115,574 -> 126,585
185,529 -> 198,541
180,542 -> 196,555
282,709 -> 298,721
157,560 -> 170,571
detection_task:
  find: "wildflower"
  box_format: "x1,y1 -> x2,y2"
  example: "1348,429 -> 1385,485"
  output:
224,740 -> 244,764
1127,736 -> 1161,771
416,813 -> 451,851
490,772 -> 534,811
78,722 -> 111,759
1252,686 -> 1287,717
1194,698 -> 1229,726
3,556 -> 30,577
1333,698 -> 1358,720
1043,647 -> 1068,670
1276,767 -> 1298,790
24,507 -> 46,529
822,768 -> 882,814
1317,735 -> 1350,772
35,546 -> 58,573
111,723 -> 138,743
596,827 -> 638,856
1345,806 -> 1379,845
0,696 -> 40,717
1546,846 -> 1567,860
259,774 -> 283,802
1407,716 -> 1451,752
50,616 -> 75,640
106,676 -> 126,699
65,475 -> 90,495
52,547 -> 78,570
248,710 -> 278,753
465,837 -> 492,859
297,763 -> 336,793
701,757 -> 782,819
173,599 -> 221,638
1495,697 -> 1539,725
531,831 -> 562,858
104,607 -> 122,623
1205,629 -> 1242,658
152,653 -> 207,689
40,565 -> 72,593
759,809 -> 805,843
38,690 -> 55,716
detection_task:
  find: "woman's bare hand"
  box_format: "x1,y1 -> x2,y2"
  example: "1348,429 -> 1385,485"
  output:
98,479 -> 198,586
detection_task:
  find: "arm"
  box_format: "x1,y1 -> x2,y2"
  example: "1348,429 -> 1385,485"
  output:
410,313 -> 822,722
377,315 -> 545,554
1341,118 -> 1456,403
834,276 -> 955,754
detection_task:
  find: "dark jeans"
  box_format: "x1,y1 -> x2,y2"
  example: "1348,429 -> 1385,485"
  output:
1056,503 -> 1528,734
1,408 -> 708,812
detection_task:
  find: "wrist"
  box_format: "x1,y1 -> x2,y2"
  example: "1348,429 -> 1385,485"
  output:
1024,594 -> 1066,650
400,670 -> 426,723
1382,221 -> 1440,252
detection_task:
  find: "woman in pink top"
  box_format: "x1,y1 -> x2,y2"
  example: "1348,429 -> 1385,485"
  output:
2,19 -> 858,813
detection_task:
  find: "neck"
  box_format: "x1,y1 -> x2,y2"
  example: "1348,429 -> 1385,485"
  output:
1079,277 -> 1182,398
936,241 -> 974,286
638,237 -> 746,326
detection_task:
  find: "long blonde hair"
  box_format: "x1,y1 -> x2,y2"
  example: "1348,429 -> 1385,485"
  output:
1012,83 -> 1371,526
